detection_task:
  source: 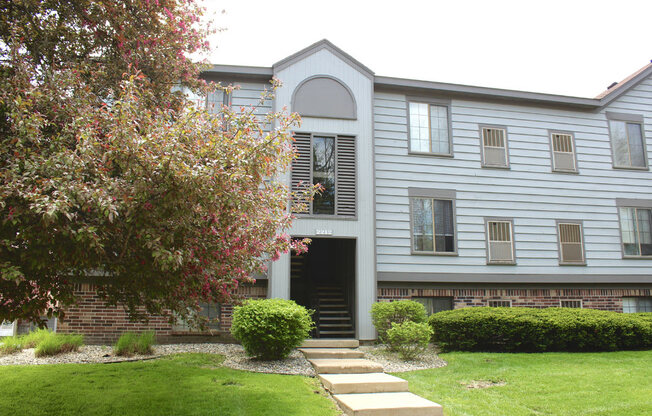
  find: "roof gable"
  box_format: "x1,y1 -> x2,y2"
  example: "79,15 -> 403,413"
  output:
595,62 -> 652,106
273,39 -> 374,80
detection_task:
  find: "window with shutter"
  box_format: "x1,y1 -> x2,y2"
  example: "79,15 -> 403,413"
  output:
558,222 -> 585,264
486,219 -> 515,264
290,133 -> 356,217
481,127 -> 509,168
551,133 -> 577,172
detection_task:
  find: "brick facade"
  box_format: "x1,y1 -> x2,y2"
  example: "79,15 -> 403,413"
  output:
56,282 -> 267,344
377,287 -> 652,312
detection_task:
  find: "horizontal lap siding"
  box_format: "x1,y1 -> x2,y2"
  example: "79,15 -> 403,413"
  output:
374,76 -> 652,277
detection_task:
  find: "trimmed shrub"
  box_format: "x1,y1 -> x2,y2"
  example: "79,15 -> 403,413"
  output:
429,307 -> 652,352
34,334 -> 84,357
386,321 -> 433,360
114,331 -> 156,356
0,336 -> 23,355
231,299 -> 314,360
371,300 -> 427,343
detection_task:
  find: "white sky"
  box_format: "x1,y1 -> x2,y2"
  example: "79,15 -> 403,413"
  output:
203,0 -> 651,98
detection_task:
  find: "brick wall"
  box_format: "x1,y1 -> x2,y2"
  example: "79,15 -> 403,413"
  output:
377,287 -> 652,312
57,282 -> 267,344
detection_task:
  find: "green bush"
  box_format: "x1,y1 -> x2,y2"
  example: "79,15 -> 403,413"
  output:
371,300 -> 427,343
114,331 -> 156,356
429,307 -> 652,352
0,336 -> 23,355
386,321 -> 433,360
34,333 -> 84,357
231,299 -> 314,360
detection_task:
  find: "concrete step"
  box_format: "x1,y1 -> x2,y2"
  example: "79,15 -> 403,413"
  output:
319,373 -> 409,394
309,358 -> 383,374
333,392 -> 443,416
319,304 -> 348,308
320,316 -> 352,321
299,348 -> 364,359
319,330 -> 355,337
300,339 -> 359,348
319,323 -> 354,328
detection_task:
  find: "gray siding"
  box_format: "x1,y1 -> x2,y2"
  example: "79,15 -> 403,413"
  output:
374,74 -> 652,280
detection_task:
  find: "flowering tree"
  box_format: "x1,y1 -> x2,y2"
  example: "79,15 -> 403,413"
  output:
0,1 -> 312,327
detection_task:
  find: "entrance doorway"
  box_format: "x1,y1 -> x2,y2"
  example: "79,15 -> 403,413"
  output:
290,238 -> 355,338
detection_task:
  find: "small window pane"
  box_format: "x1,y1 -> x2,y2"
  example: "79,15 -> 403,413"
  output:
627,123 -> 645,167
620,208 -> 640,256
409,103 -> 430,153
637,208 -> 652,255
434,200 -> 455,252
413,198 -> 434,252
430,105 -> 449,154
312,136 -> 336,215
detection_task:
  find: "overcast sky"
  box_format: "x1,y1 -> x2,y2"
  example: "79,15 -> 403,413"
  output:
203,0 -> 650,98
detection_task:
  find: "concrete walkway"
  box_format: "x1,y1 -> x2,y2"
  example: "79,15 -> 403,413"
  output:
299,339 -> 443,416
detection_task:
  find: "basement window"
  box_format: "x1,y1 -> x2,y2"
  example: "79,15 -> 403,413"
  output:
487,300 -> 512,308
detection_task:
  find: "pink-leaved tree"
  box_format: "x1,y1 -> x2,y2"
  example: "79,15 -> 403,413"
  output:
0,0 -> 314,327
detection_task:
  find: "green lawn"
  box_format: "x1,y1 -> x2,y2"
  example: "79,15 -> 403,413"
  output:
0,353 -> 339,416
397,350 -> 652,416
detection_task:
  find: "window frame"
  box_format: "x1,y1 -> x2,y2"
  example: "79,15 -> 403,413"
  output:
479,125 -> 510,169
412,296 -> 454,315
622,297 -> 652,313
556,220 -> 587,266
606,111 -> 649,170
406,97 -> 454,158
548,130 -> 579,173
408,188 -> 458,256
487,299 -> 512,307
484,217 -> 516,265
616,198 -> 652,259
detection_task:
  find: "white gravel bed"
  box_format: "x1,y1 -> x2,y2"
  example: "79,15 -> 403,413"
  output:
0,343 -> 315,376
358,344 -> 447,372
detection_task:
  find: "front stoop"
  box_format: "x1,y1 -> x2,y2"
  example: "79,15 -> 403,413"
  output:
333,392 -> 443,416
301,339 -> 443,416
309,358 -> 383,374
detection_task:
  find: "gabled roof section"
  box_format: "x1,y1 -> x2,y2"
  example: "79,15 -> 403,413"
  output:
273,39 -> 374,80
595,61 -> 652,105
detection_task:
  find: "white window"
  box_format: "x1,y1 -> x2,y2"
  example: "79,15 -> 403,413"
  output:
560,300 -> 583,308
0,321 -> 16,337
607,113 -> 647,169
558,222 -> 585,264
551,132 -> 577,172
408,102 -> 451,155
481,127 -> 509,168
619,207 -> 652,257
486,219 -> 515,264
411,198 -> 456,254
488,300 -> 512,307
623,297 -> 652,313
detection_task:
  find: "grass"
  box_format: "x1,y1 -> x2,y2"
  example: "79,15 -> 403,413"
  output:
0,329 -> 83,357
114,331 -> 156,356
0,353 -> 340,416
397,350 -> 652,416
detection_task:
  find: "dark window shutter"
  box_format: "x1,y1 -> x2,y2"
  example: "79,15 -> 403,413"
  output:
291,133 -> 312,214
336,135 -> 356,216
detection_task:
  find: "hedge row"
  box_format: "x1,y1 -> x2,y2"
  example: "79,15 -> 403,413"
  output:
429,307 -> 652,352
